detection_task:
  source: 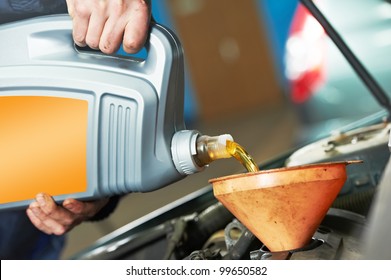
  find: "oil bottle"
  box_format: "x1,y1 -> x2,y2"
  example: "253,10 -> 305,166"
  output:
0,15 -> 254,210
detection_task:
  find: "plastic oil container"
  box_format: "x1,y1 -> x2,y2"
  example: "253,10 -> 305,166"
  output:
0,15 -> 233,210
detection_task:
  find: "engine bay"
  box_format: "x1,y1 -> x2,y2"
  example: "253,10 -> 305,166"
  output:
73,114 -> 390,260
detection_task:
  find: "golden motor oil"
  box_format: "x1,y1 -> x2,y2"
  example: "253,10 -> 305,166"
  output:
0,15 -> 234,210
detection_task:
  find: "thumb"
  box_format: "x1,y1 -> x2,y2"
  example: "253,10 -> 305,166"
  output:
63,198 -> 84,214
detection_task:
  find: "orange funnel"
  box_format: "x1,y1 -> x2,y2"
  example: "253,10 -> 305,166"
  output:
210,160 -> 361,252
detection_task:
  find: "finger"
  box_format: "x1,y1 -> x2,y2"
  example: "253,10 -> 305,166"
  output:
100,1 -> 150,54
85,8 -> 107,50
35,193 -> 59,217
63,198 -> 109,218
26,202 -> 53,234
122,16 -> 149,54
122,5 -> 150,54
29,206 -> 69,235
27,198 -> 69,235
71,6 -> 91,47
63,198 -> 85,215
99,15 -> 127,54
66,0 -> 75,17
35,193 -> 74,231
30,209 -> 70,236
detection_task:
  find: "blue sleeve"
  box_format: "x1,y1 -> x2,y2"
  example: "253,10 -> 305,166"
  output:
0,0 -> 68,24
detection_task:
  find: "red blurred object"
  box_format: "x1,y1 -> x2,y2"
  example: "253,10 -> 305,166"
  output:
286,3 -> 326,104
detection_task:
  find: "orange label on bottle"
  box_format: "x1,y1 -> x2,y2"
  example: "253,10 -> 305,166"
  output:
0,96 -> 88,204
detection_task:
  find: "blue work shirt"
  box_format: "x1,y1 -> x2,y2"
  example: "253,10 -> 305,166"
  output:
0,0 -> 68,23
0,210 -> 65,259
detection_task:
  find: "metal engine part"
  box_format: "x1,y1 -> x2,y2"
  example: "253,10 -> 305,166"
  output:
250,208 -> 366,260
185,207 -> 366,260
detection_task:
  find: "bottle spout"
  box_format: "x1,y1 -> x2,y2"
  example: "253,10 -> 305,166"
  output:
171,130 -> 233,175
195,134 -> 233,165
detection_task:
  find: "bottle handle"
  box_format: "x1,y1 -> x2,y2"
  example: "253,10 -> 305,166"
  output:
11,15 -> 183,96
72,21 -> 183,94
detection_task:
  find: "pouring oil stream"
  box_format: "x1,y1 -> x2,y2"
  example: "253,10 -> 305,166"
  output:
192,134 -> 259,173
226,140 -> 259,172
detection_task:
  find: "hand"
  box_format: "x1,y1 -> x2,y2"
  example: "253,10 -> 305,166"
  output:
26,193 -> 110,235
66,0 -> 151,54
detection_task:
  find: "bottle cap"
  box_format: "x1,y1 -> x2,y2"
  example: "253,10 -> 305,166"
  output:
171,130 -> 205,175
